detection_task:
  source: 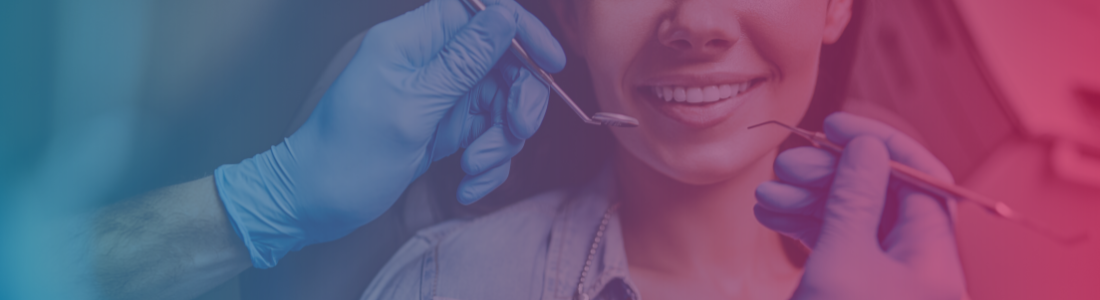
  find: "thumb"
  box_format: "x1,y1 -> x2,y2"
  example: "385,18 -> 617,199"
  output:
816,136 -> 891,252
417,5 -> 518,97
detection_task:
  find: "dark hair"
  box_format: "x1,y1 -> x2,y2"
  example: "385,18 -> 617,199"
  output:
421,0 -> 866,218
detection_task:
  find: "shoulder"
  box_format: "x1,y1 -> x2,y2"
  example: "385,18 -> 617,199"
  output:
360,189 -> 573,300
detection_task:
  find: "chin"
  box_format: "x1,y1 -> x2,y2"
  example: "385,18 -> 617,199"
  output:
651,145 -> 765,186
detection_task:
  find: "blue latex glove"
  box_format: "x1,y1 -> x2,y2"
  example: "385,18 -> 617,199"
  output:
754,113 -> 965,299
214,0 -> 565,268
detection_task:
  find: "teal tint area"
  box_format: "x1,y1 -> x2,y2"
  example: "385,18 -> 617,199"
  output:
0,1 -> 54,194
3,0 -> 147,298
0,0 -> 427,298
0,1 -> 57,298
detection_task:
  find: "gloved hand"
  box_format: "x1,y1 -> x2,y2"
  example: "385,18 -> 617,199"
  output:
754,112 -> 965,300
214,0 -> 565,268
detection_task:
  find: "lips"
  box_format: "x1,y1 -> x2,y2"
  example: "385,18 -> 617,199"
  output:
638,78 -> 765,129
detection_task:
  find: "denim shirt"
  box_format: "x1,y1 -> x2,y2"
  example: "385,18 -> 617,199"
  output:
359,166 -> 640,300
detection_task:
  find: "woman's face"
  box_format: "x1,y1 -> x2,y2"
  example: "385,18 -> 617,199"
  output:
556,0 -> 852,185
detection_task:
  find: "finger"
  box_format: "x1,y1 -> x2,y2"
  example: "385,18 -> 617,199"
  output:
883,187 -> 959,268
774,146 -> 837,189
416,4 -> 519,96
823,112 -> 953,182
504,66 -> 549,140
471,63 -> 511,124
817,136 -> 891,251
461,124 -> 524,175
823,112 -> 960,264
465,75 -> 502,146
755,181 -> 825,217
457,160 -> 512,204
476,0 -> 566,72
429,72 -> 502,161
462,73 -> 523,174
754,205 -> 822,248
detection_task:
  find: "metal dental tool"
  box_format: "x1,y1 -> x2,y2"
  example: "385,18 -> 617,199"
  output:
749,120 -> 1088,245
464,0 -> 639,127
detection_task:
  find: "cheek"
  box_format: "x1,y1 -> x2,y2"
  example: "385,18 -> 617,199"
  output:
746,0 -> 829,92
580,0 -> 662,111
735,1 -> 829,134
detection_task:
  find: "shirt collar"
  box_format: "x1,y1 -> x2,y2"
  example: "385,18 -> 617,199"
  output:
543,163 -> 640,300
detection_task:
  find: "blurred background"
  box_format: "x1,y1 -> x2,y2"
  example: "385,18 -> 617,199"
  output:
1,0 -> 1097,299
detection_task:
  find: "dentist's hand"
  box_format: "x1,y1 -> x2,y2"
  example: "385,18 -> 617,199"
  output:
754,113 -> 965,300
213,0 -> 565,268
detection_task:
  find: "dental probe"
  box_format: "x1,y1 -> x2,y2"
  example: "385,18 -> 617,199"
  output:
749,121 -> 1088,245
463,0 -> 639,127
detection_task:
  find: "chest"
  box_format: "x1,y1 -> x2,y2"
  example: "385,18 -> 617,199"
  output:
627,268 -> 802,300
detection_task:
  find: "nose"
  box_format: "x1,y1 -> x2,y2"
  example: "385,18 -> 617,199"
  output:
657,0 -> 740,57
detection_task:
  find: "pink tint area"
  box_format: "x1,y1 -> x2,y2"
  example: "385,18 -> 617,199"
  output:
951,0 -> 1100,298
955,0 -> 1100,147
958,140 -> 1100,300
846,0 -> 1100,298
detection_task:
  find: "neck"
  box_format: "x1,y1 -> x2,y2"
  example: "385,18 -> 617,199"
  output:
616,147 -> 792,280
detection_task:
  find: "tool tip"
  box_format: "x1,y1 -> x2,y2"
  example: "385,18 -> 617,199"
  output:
747,120 -> 790,130
592,112 -> 639,127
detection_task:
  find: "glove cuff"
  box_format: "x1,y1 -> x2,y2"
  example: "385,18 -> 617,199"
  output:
214,144 -> 308,269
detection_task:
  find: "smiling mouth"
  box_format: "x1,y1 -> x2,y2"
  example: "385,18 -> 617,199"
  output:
635,77 -> 768,129
644,78 -> 766,104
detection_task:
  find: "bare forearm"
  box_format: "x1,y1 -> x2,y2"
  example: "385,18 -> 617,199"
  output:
91,176 -> 250,300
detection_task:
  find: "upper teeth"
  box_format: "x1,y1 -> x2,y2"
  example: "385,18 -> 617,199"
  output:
651,82 -> 752,103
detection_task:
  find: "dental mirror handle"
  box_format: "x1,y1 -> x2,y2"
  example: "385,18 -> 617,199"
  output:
463,0 -> 638,127
505,40 -> 598,125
